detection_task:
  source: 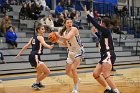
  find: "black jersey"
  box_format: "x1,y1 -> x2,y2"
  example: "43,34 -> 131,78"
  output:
31,36 -> 44,55
87,14 -> 114,53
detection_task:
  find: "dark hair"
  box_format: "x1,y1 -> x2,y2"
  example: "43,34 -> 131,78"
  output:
101,17 -> 111,28
7,25 -> 13,30
7,25 -> 14,31
110,19 -> 119,27
59,18 -> 71,36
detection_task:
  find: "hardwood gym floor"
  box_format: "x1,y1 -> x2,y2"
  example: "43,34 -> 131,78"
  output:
0,64 -> 140,93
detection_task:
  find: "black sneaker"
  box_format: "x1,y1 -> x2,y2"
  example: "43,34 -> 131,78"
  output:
37,82 -> 45,88
104,89 -> 112,93
32,83 -> 40,90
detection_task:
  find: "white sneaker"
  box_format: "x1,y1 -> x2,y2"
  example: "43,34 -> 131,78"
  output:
71,89 -> 78,93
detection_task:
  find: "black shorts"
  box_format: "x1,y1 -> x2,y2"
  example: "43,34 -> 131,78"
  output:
29,53 -> 41,68
99,51 -> 116,65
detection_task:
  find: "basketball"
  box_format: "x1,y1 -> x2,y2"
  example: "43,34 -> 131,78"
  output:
48,32 -> 59,43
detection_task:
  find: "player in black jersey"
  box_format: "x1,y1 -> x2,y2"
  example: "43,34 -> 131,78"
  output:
84,6 -> 120,93
16,24 -> 53,90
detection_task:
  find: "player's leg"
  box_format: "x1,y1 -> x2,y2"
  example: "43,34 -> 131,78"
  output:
71,58 -> 81,93
36,62 -> 50,87
29,54 -> 41,90
102,56 -> 120,93
66,63 -> 73,78
36,62 -> 50,81
93,63 -> 108,87
65,52 -> 77,78
102,63 -> 120,93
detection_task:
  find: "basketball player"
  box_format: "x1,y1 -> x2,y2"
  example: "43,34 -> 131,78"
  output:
84,6 -> 120,93
16,24 -> 53,90
56,18 -> 85,93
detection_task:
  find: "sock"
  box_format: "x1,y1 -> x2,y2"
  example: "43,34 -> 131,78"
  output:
73,84 -> 78,90
106,86 -> 111,90
113,88 -> 120,93
73,78 -> 81,90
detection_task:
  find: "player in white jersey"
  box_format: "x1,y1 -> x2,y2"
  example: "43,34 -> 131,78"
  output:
56,18 -> 85,93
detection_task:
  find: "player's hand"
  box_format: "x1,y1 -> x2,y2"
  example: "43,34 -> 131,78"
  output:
54,32 -> 60,37
55,32 -> 64,39
50,44 -> 54,49
15,54 -> 20,59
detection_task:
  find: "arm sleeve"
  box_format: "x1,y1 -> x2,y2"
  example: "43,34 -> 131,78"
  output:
95,32 -> 100,38
87,14 -> 110,37
87,14 -> 103,31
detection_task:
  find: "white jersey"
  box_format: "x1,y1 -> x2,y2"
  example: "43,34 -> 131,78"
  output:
64,30 -> 83,52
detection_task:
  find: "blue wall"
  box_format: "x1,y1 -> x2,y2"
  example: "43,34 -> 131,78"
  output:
93,0 -> 118,14
97,0 -> 117,14
74,0 -> 118,14
47,0 -> 118,14
97,0 -> 117,4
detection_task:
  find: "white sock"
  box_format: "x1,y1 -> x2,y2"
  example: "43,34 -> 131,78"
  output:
106,86 -> 111,90
73,84 -> 78,90
73,78 -> 81,91
113,88 -> 120,93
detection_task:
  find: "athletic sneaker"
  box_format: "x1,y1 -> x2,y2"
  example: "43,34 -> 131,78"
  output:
32,83 -> 40,90
104,89 -> 112,93
37,82 -> 45,88
71,89 -> 78,93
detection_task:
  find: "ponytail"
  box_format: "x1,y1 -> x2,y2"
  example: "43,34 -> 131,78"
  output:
59,18 -> 71,36
60,26 -> 66,36
102,17 -> 111,28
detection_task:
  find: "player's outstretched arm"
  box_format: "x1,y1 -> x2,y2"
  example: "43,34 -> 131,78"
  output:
15,38 -> 32,58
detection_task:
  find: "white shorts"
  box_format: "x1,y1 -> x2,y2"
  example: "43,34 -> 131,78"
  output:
66,47 -> 85,64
